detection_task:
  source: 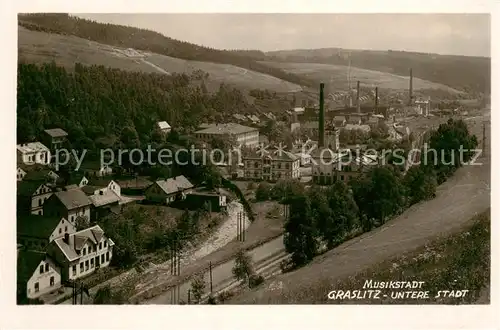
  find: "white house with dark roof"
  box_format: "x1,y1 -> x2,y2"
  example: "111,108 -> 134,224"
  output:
43,188 -> 92,225
48,225 -> 114,281
17,142 -> 51,166
17,180 -> 54,215
17,214 -> 75,252
17,167 -> 27,181
157,121 -> 171,134
145,175 -> 194,205
17,250 -> 62,299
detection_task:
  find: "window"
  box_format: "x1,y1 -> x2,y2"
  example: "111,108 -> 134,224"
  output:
91,258 -> 94,268
85,260 -> 89,270
59,228 -> 62,234
45,263 -> 49,272
106,252 -> 109,262
38,199 -> 42,206
83,248 -> 86,256
34,282 -> 39,292
340,175 -> 345,181
72,265 -> 76,276
101,254 -> 105,263
104,241 -> 107,248
71,216 -> 74,222
39,265 -> 44,274
80,262 -> 84,272
50,276 -> 54,287
99,242 -> 102,250
38,210 -> 42,215
88,245 -> 92,253
65,226 -> 68,232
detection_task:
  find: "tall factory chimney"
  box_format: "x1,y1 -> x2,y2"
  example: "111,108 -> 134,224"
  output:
409,68 -> 413,106
319,83 -> 325,148
375,87 -> 378,113
356,80 -> 361,114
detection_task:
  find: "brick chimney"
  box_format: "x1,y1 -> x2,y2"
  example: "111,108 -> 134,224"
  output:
319,83 -> 325,148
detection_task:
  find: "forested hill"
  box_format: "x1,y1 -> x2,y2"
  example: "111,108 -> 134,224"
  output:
17,13 -> 315,88
266,48 -> 490,95
17,62 -> 253,149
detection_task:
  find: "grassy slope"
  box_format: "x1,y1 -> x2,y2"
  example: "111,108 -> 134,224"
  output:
266,48 -> 490,94
18,26 -> 302,94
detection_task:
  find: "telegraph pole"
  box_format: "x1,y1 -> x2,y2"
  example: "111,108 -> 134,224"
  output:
209,261 -> 213,294
170,238 -> 181,304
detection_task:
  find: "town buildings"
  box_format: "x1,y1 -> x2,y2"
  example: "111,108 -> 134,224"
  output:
194,123 -> 259,148
243,148 -> 301,181
157,121 -> 171,134
17,250 -> 62,300
43,128 -> 68,152
185,188 -> 228,212
17,215 -> 76,252
43,188 -> 92,226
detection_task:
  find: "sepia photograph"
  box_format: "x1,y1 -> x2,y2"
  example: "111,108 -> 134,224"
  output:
13,11 -> 492,307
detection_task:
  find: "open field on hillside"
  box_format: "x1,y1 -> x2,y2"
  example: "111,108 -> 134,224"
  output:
18,26 -> 302,93
259,61 -> 462,95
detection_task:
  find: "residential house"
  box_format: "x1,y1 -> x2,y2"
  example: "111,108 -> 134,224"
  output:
194,123 -> 259,148
79,161 -> 112,178
17,167 -> 27,181
346,115 -> 362,125
185,188 -> 228,212
145,175 -> 194,205
23,168 -> 59,184
67,172 -> 89,188
17,250 -> 62,300
82,179 -> 122,219
157,121 -> 171,134
16,142 -> 50,166
48,225 -> 114,281
43,188 -> 92,226
17,214 -> 76,252
243,148 -> 301,181
247,115 -> 260,124
43,128 -> 68,152
311,149 -> 379,185
333,115 -> 346,127
17,179 -> 54,215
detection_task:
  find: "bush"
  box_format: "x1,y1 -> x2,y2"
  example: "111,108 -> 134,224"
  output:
255,182 -> 272,201
248,274 -> 265,288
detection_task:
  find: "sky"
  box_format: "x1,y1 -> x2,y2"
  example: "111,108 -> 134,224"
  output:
75,14 -> 491,57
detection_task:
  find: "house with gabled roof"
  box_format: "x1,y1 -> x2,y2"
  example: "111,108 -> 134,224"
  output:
81,179 -> 122,219
66,172 -> 89,188
17,142 -> 51,166
17,167 -> 27,181
43,187 -> 92,226
17,214 -> 75,252
79,160 -> 112,178
17,179 -> 54,216
145,175 -> 194,205
17,250 -> 62,300
47,225 -> 114,281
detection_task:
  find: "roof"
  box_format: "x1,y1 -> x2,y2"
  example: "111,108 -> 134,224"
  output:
17,250 -> 46,281
155,175 -> 194,195
81,185 -> 104,195
53,225 -> 110,262
44,128 -> 68,138
17,180 -> 49,197
344,124 -> 371,132
244,148 -> 299,161
157,121 -> 171,130
293,107 -> 305,113
194,123 -> 257,136
89,190 -> 121,207
67,172 -> 87,185
333,115 -> 346,121
53,188 -> 92,210
16,142 -> 49,154
302,121 -> 319,130
17,214 -> 65,239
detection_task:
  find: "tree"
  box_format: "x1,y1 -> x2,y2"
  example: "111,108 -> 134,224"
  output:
190,273 -> 206,304
320,181 -> 360,248
404,166 -> 437,205
93,285 -> 127,304
232,249 -> 254,285
283,194 -> 318,267
255,182 -> 272,201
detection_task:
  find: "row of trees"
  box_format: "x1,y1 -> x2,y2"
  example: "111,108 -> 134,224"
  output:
283,118 -> 478,268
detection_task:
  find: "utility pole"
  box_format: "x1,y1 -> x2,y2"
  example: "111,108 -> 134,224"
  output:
188,289 -> 191,305
209,261 -> 213,294
80,283 -> 83,305
170,237 -> 181,304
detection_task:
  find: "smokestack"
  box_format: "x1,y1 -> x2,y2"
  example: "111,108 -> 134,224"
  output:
409,68 -> 413,106
319,83 -> 325,148
375,87 -> 378,113
356,81 -> 361,114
